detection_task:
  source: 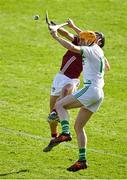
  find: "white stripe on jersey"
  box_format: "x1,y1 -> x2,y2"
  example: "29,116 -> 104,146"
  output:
61,56 -> 76,74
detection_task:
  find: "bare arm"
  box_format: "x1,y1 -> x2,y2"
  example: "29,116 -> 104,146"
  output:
50,27 -> 81,54
49,21 -> 74,41
55,36 -> 80,54
105,57 -> 110,71
67,19 -> 83,35
57,28 -> 75,41
49,19 -> 82,41
56,19 -> 83,40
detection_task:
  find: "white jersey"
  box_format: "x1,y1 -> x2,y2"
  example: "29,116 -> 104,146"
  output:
81,44 -> 105,88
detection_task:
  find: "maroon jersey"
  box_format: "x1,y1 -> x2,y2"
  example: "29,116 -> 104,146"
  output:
60,36 -> 82,79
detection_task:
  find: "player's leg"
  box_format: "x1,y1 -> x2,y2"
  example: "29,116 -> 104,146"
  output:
51,94 -> 83,145
51,85 -> 92,145
48,84 -> 75,136
67,107 -> 93,172
48,95 -> 59,121
46,73 -> 61,139
56,94 -> 82,120
49,95 -> 59,138
44,74 -> 80,152
48,76 -> 78,121
67,87 -> 104,171
75,107 -> 93,149
50,95 -> 58,113
61,83 -> 75,97
43,95 -> 59,152
43,84 -> 76,152
49,83 -> 75,118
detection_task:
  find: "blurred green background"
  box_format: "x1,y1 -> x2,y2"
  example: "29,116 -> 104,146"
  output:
0,0 -> 127,178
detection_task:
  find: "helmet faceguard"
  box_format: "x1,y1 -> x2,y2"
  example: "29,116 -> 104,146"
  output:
95,31 -> 105,48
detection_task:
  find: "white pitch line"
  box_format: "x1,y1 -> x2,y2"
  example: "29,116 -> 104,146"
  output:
0,127 -> 126,160
0,127 -> 48,141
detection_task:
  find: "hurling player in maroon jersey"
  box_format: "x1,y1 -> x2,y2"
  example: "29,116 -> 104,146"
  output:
43,21 -> 83,152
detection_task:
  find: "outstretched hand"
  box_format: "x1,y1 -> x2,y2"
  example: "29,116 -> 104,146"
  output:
47,20 -> 57,31
66,18 -> 75,28
49,25 -> 58,39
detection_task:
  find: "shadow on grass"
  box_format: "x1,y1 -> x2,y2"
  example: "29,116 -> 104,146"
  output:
0,169 -> 29,177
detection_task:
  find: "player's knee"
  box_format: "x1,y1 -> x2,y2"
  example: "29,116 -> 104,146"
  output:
63,85 -> 73,96
55,101 -> 62,111
63,88 -> 69,96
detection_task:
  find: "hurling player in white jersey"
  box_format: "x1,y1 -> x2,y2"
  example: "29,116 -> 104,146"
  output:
43,19 -> 110,153
49,26 -> 110,172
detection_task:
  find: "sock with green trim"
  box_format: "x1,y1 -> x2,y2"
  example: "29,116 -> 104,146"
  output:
79,148 -> 86,161
61,120 -> 70,134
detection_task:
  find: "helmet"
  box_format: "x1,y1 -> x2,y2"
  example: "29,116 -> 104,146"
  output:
95,31 -> 105,48
79,31 -> 96,46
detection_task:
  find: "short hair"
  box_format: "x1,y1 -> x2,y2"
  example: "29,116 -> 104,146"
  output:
95,31 -> 105,48
79,31 -> 96,46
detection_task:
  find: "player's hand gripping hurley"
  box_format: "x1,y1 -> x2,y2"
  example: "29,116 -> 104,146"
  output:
45,11 -> 68,31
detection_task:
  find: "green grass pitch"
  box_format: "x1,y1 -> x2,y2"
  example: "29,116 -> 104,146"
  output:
0,0 -> 127,179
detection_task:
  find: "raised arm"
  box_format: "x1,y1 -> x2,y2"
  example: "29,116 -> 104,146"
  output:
57,27 -> 75,41
50,25 -> 81,54
67,19 -> 83,35
49,20 -> 74,41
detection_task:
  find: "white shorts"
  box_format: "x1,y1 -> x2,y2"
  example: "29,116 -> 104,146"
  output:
51,73 -> 80,96
73,84 -> 104,112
